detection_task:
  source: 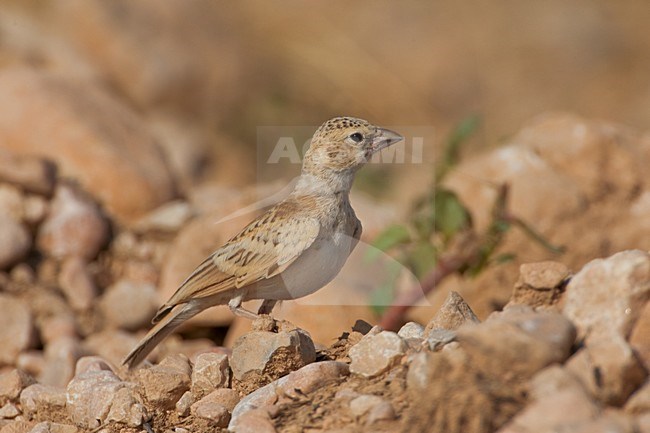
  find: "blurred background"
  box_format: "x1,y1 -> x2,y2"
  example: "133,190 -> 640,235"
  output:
0,0 -> 649,367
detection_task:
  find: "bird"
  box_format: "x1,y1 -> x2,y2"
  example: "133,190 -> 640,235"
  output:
122,116 -> 403,369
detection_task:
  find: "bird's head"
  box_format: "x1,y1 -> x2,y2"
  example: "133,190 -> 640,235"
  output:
302,117 -> 403,178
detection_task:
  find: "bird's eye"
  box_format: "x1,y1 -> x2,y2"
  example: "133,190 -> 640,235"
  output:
349,132 -> 363,143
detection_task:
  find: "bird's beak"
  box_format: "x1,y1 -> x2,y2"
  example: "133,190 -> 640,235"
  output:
371,128 -> 404,153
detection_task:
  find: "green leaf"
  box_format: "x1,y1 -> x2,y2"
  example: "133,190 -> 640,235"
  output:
436,114 -> 480,182
493,252 -> 516,264
433,189 -> 471,239
366,224 -> 411,262
408,241 -> 438,279
369,260 -> 403,315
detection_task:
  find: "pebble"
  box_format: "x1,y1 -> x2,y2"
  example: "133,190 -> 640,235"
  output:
66,364 -> 145,429
39,337 -> 82,388
133,200 -> 193,233
175,391 -> 193,417
0,151 -> 56,196
0,295 -> 35,366
100,279 -> 159,331
191,352 -> 231,398
0,369 -> 35,404
397,322 -> 425,340
57,257 -> 97,312
134,354 -> 191,410
563,250 -> 650,340
0,403 -> 19,419
36,183 -> 109,260
424,291 -> 480,337
190,396 -> 231,427
229,361 -> 349,431
0,215 -> 31,270
349,331 -> 406,378
20,384 -> 67,419
231,328 -> 316,393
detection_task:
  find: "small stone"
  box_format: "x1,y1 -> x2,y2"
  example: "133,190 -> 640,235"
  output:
231,328 -> 316,393
231,407 -> 277,433
100,279 -> 159,331
0,370 -> 35,405
39,337 -> 82,388
426,329 -> 457,351
583,333 -> 647,405
0,403 -> 19,419
66,367 -> 145,429
406,352 -> 433,391
82,330 -> 141,367
563,250 -> 650,340
73,356 -> 114,376
229,361 -> 349,431
175,391 -> 193,417
22,195 -> 48,226
27,421 -> 81,433
625,380 -> 650,414
191,353 -> 230,398
134,201 -> 193,233
349,394 -> 385,417
36,183 -> 109,260
367,401 -> 396,424
57,257 -> 97,312
39,315 -> 77,346
0,185 -> 24,222
134,354 -> 191,410
16,352 -> 45,378
20,384 -> 67,418
510,261 -> 570,307
0,296 -> 35,366
349,331 -> 406,378
397,322 -> 425,340
0,215 -> 31,270
191,393 -> 231,427
198,388 -> 240,413
458,307 -> 576,378
630,301 -> 650,371
424,291 -> 479,337
0,151 -> 56,196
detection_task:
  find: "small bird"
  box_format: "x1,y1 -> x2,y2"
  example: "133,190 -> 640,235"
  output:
123,117 -> 403,368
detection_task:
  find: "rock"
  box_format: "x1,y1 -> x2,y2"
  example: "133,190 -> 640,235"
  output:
231,328 -> 316,393
406,352 -> 434,392
0,370 -> 34,405
229,361 -> 349,431
563,250 -> 650,340
498,366 -> 606,433
133,200 -> 193,233
426,329 -> 457,351
0,215 -> 31,270
190,353 -> 230,398
564,413 -> 636,433
458,307 -> 576,378
191,400 -> 230,426
0,296 -> 35,365
625,380 -> 650,414
66,361 -> 145,429
349,394 -> 389,419
82,331 -> 140,367
0,67 -> 176,222
36,183 -> 109,260
567,334 -> 647,406
57,257 -> 97,312
175,391 -> 193,417
22,195 -> 48,227
0,150 -> 56,196
197,388 -> 240,413
509,261 -> 570,308
424,291 -> 479,337
190,391 -> 236,427
0,185 -> 24,222
397,322 -> 425,340
20,384 -> 67,419
100,279 -> 159,331
38,315 -> 77,346
230,408 -> 277,433
134,354 -> 191,410
39,337 -> 82,388
27,422 -> 80,433
0,403 -> 19,419
630,301 -> 650,371
349,331 -> 406,378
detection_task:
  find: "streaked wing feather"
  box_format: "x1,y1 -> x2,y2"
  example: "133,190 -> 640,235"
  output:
158,202 -> 320,312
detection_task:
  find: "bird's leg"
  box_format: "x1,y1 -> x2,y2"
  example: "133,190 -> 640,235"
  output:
228,295 -> 259,320
257,299 -> 278,315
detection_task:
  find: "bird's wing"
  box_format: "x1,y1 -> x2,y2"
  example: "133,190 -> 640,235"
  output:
153,201 -> 320,322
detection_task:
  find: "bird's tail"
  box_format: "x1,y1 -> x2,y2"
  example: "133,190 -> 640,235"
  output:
122,303 -> 200,369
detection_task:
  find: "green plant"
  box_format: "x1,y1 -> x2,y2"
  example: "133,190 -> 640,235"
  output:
368,115 -> 564,328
